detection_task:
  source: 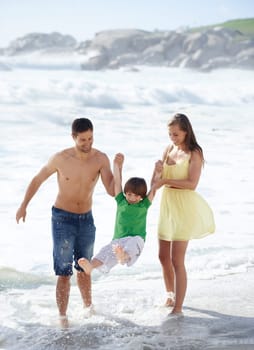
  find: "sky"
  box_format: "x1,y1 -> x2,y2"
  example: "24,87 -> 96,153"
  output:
0,0 -> 253,47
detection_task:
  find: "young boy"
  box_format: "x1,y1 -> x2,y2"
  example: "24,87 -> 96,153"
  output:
78,153 -> 161,274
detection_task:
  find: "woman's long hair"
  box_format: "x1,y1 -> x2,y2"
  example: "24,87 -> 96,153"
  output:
168,113 -> 204,163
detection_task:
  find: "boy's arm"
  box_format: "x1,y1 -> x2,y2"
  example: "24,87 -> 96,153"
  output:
113,153 -> 124,196
150,159 -> 163,187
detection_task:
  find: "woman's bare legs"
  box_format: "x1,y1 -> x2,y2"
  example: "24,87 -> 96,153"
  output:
158,240 -> 175,306
171,240 -> 189,314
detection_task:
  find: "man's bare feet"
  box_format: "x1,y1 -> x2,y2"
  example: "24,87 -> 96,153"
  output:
83,304 -> 96,318
78,258 -> 93,275
59,315 -> 69,328
112,244 -> 129,264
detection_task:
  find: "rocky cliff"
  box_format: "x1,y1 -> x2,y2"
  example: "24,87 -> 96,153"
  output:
77,27 -> 254,71
1,21 -> 253,71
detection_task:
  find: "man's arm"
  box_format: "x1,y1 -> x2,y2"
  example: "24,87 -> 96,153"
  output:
16,156 -> 57,223
113,153 -> 124,196
99,153 -> 115,196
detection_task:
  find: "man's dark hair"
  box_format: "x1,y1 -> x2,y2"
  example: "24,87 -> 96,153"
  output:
72,118 -> 93,135
124,177 -> 147,198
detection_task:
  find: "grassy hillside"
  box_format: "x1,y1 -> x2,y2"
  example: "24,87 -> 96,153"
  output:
192,18 -> 254,38
219,18 -> 254,37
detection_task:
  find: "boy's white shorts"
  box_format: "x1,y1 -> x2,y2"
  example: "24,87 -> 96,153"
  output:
94,235 -> 145,273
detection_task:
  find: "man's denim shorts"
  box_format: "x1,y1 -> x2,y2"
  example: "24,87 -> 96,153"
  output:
51,206 -> 96,276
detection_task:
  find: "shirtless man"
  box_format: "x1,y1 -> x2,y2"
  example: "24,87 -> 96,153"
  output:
16,118 -> 114,325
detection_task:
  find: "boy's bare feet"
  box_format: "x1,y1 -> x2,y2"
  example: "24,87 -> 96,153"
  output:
78,258 -> 93,275
112,244 -> 129,264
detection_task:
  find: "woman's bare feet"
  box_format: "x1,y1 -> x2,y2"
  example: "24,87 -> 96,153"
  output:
165,291 -> 175,307
168,311 -> 184,319
78,258 -> 93,275
112,244 -> 129,264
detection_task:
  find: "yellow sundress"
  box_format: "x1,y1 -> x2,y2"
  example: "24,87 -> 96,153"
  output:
158,155 -> 215,241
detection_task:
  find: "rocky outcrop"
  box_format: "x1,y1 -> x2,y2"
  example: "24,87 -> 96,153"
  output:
78,27 -> 254,71
0,27 -> 253,71
3,32 -> 77,55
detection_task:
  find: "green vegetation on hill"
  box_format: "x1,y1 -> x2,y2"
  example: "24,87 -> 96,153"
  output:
220,18 -> 254,37
192,18 -> 254,38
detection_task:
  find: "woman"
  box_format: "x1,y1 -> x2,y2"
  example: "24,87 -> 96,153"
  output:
152,113 -> 215,317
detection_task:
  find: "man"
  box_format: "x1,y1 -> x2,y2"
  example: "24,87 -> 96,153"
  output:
16,118 -> 114,325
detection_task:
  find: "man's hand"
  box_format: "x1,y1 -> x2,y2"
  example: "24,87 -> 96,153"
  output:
16,206 -> 26,223
114,153 -> 124,168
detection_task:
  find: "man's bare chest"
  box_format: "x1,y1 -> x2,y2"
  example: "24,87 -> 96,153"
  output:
58,160 -> 100,184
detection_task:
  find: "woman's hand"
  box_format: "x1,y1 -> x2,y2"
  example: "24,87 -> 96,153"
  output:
153,178 -> 165,189
155,160 -> 163,173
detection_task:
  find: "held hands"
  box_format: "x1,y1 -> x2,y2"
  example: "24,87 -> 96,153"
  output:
155,160 -> 163,173
114,153 -> 124,168
152,160 -> 164,190
113,153 -> 124,195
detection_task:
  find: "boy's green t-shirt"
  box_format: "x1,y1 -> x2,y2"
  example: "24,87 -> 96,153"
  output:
113,192 -> 152,241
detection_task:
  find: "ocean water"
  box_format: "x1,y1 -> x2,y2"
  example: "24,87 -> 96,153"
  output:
1,61 -> 254,349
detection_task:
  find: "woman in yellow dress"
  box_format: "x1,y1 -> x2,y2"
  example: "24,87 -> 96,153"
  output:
151,113 -> 215,317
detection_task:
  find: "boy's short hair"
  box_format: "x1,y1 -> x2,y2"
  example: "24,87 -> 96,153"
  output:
124,177 -> 147,198
72,118 -> 93,135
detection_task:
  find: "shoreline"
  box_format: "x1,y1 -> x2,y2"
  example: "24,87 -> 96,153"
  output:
0,267 -> 254,349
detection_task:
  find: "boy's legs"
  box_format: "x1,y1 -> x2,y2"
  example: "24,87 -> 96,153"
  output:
79,242 -> 118,274
79,237 -> 144,274
78,257 -> 103,275
113,236 -> 145,266
112,244 -> 130,264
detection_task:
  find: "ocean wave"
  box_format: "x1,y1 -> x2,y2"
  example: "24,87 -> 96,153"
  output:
0,54 -> 83,70
0,68 -> 254,111
0,267 -> 55,290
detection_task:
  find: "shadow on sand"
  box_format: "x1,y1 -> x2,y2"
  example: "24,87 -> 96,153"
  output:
160,306 -> 254,350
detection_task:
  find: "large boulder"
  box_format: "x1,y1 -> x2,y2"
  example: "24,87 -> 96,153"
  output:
4,32 -> 77,55
235,47 -> 254,69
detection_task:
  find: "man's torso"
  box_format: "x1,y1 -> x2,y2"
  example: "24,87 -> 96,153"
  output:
54,147 -> 103,213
